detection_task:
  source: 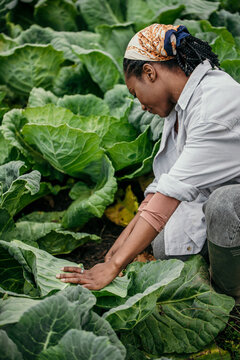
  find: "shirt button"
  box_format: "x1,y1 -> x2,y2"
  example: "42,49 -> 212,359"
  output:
187,246 -> 192,251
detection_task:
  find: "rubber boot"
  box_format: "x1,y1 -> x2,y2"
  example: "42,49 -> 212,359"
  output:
208,240 -> 240,299
203,185 -> 240,302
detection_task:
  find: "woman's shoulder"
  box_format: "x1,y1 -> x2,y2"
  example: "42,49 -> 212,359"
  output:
195,68 -> 240,128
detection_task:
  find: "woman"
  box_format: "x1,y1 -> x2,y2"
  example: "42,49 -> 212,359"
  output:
57,24 -> 240,299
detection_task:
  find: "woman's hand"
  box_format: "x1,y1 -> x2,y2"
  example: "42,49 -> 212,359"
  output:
56,261 -> 120,290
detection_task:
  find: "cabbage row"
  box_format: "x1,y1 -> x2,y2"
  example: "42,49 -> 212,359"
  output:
0,0 -> 239,359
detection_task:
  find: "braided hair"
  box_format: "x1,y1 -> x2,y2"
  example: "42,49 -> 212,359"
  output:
123,35 -> 220,78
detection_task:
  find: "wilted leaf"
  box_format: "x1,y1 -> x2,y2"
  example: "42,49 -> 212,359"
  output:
105,185 -> 139,227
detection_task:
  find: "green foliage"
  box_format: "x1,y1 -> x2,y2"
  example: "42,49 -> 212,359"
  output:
0,253 -> 235,358
0,0 -> 239,358
0,286 -> 126,359
0,44 -> 64,96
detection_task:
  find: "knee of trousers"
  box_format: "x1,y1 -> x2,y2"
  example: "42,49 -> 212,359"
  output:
203,185 -> 240,247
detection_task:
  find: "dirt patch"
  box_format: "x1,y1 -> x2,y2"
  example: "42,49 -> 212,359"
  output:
57,216 -> 124,268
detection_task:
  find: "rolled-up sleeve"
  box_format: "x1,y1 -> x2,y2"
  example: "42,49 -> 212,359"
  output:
144,177 -> 158,197
156,120 -> 240,202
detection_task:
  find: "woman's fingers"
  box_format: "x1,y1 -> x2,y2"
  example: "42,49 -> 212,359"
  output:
60,266 -> 83,273
56,273 -> 89,284
56,273 -> 81,279
60,277 -> 84,284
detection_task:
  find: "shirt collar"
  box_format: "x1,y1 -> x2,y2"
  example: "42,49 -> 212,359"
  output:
175,60 -> 213,111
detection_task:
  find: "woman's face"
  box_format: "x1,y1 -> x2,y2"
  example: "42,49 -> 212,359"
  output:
125,63 -> 178,118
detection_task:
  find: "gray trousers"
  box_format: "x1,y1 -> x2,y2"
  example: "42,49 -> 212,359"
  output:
152,185 -> 240,298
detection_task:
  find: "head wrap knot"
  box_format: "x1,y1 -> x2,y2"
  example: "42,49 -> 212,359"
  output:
124,24 -> 190,61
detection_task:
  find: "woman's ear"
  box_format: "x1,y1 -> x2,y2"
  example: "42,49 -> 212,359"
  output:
142,63 -> 157,82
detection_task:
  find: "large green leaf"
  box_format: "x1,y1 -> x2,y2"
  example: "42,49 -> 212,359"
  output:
24,103 -> 84,128
0,32 -> 18,53
72,45 -> 122,92
0,90 -> 9,122
0,161 -> 41,217
0,297 -> 41,326
211,35 -> 240,62
103,260 -> 184,330
62,155 -> 117,228
106,126 -> 153,172
0,44 -> 64,96
0,286 -> 94,328
210,9 -> 240,39
34,0 -> 79,32
128,98 -> 164,141
105,256 -> 235,355
76,0 -> 120,31
57,94 -> 110,117
0,243 -> 26,294
28,87 -> 59,108
50,31 -> 101,62
82,311 -> 126,358
1,286 -> 126,359
173,19 -> 235,45
220,0 -> 240,13
3,220 -> 101,255
22,122 -> 104,178
28,87 -> 132,121
0,132 -> 13,165
5,289 -> 94,359
1,109 -> 29,158
119,138 -> 161,180
53,63 -> 102,97
96,23 -> 135,67
126,0 -> 155,27
0,240 -> 78,296
16,25 -> 101,61
0,208 -> 15,238
147,0 -> 219,20
126,0 -> 184,31
221,59 -> 240,82
0,330 -> 23,360
2,105 -> 116,183
101,120 -> 139,149
19,210 -> 65,223
16,24 -> 55,45
93,275 -> 131,299
1,109 -> 54,176
38,329 -> 124,360
104,84 -> 133,119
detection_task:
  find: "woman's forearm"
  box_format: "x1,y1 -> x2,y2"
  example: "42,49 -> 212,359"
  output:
110,193 -> 180,270
108,193 -> 154,254
105,211 -> 141,260
111,216 -> 158,270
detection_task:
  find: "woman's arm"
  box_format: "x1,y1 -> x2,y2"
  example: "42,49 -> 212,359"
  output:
104,193 -> 154,262
104,211 -> 141,262
56,193 -> 180,290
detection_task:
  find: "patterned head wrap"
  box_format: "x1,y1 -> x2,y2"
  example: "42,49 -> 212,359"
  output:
124,23 -> 190,61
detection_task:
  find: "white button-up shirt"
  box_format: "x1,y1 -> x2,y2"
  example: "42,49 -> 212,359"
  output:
145,60 -> 240,256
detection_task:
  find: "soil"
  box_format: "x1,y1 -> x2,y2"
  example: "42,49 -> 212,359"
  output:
58,216 -> 123,268
57,215 -> 154,268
